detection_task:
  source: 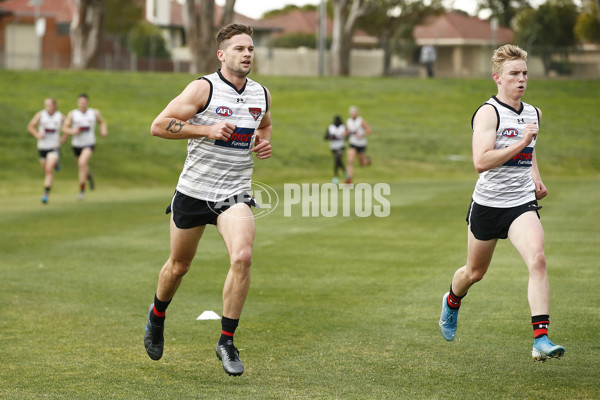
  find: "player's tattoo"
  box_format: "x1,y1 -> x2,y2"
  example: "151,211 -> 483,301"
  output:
166,119 -> 185,134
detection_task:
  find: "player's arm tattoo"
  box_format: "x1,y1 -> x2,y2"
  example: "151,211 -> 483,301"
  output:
166,119 -> 185,134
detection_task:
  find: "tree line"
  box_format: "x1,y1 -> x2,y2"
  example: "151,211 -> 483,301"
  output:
70,0 -> 600,76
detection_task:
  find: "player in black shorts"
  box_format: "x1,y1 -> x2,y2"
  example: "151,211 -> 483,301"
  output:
27,98 -> 63,204
143,24 -> 273,377
438,44 -> 564,362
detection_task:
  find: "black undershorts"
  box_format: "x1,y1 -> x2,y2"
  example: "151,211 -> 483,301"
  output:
166,190 -> 256,229
466,199 -> 541,240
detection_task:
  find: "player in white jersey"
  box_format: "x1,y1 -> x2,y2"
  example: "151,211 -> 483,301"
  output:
325,115 -> 348,184
27,98 -> 63,204
438,44 -> 564,362
61,93 -> 107,200
144,24 -> 272,377
345,106 -> 371,183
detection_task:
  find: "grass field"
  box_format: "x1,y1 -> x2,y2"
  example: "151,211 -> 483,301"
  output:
1,70 -> 599,399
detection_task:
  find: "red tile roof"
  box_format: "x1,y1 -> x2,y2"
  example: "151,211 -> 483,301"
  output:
0,0 -> 74,23
263,9 -> 332,36
262,9 -> 372,39
414,12 -> 514,44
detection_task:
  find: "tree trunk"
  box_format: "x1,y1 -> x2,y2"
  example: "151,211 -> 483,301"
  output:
185,0 -> 236,75
221,0 -> 236,27
330,0 -> 373,76
70,0 -> 104,69
330,0 -> 348,76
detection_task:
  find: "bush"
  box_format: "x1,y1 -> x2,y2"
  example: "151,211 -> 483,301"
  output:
128,22 -> 171,59
273,33 -> 331,49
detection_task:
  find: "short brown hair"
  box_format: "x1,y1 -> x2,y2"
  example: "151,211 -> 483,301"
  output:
216,24 -> 254,50
492,44 -> 527,75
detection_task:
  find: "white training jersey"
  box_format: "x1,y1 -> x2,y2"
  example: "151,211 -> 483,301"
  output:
70,108 -> 97,148
328,124 -> 346,150
472,96 -> 540,208
347,116 -> 367,147
37,110 -> 63,150
176,70 -> 268,202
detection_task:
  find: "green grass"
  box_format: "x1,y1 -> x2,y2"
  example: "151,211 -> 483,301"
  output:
1,70 -> 599,191
0,70 -> 599,399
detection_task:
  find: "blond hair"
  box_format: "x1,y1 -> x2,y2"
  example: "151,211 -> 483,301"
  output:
492,44 -> 527,75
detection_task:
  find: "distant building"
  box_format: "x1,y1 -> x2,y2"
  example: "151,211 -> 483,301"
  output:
262,9 -> 377,48
145,0 -> 281,63
0,0 -> 72,69
413,12 -> 514,78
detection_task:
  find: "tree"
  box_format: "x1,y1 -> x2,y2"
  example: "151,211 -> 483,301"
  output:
105,0 -> 143,38
70,0 -> 105,69
185,0 -> 236,74
357,0 -> 443,75
330,0 -> 375,76
129,22 -> 171,59
104,0 -> 144,69
475,0 -> 530,27
263,4 -> 318,19
575,0 -> 600,43
514,0 -> 579,75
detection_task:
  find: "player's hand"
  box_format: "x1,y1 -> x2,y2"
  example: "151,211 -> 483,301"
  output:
534,181 -> 548,200
208,122 -> 235,141
523,122 -> 538,145
37,133 -> 45,139
252,133 -> 271,159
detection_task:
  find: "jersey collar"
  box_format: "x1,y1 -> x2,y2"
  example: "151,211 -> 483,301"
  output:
217,69 -> 247,95
492,95 -> 524,115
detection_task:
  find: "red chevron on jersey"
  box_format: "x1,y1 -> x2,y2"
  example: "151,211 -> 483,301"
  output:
249,108 -> 261,121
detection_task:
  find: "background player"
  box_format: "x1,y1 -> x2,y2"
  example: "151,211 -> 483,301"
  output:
27,98 -> 63,204
438,44 -> 565,362
325,115 -> 348,184
345,106 -> 371,183
61,93 -> 107,200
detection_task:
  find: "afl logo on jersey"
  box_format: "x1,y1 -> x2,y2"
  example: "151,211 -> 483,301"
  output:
216,106 -> 233,117
502,128 -> 519,138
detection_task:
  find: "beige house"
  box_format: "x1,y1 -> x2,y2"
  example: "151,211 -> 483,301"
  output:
0,0 -> 72,69
413,12 -> 516,78
145,0 -> 279,64
145,1 -> 381,76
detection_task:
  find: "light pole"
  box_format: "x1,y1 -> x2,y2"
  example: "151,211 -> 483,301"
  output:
31,0 -> 45,70
318,0 -> 327,76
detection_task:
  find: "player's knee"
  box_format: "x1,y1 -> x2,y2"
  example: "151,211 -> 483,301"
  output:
168,258 -> 192,277
467,270 -> 486,284
529,251 -> 547,272
230,247 -> 252,269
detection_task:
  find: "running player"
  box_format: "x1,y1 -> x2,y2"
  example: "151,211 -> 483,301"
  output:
143,24 -> 272,377
27,98 -> 63,204
325,115 -> 348,184
345,106 -> 371,183
61,93 -> 107,200
438,44 -> 565,362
